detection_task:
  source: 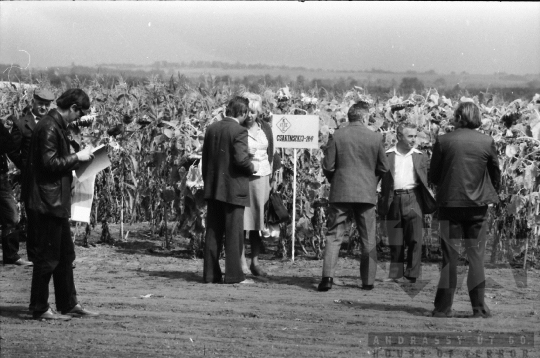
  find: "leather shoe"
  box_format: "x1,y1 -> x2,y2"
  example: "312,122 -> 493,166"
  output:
470,308 -> 491,319
361,284 -> 374,291
432,309 -> 453,318
14,258 -> 33,266
33,308 -> 71,321
62,304 -> 99,317
250,263 -> 268,277
317,277 -> 333,292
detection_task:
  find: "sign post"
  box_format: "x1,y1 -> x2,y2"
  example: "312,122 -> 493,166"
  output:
272,115 -> 319,261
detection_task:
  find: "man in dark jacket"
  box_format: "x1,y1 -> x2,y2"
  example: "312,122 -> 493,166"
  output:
378,123 -> 436,284
429,102 -> 500,318
9,88 -> 55,262
26,89 -> 98,320
318,101 -> 389,291
202,96 -> 258,284
1,121 -> 33,266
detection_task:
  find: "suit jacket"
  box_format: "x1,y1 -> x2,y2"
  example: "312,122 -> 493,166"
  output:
202,117 -> 255,207
429,127 -> 500,207
0,122 -> 17,174
322,121 -> 389,204
9,112 -> 38,170
378,148 -> 437,216
25,109 -> 80,217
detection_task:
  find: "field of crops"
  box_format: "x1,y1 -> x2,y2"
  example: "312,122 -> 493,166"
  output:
1,76 -> 539,267
2,75 -> 540,358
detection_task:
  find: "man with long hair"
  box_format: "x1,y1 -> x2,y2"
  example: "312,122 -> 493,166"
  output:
430,102 -> 500,318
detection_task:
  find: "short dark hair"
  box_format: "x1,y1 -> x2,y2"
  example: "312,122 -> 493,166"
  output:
225,96 -> 249,118
347,101 -> 370,122
455,102 -> 481,129
56,89 -> 90,111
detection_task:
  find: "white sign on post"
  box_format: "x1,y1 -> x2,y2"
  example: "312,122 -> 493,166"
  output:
273,115 -> 319,149
272,115 -> 319,262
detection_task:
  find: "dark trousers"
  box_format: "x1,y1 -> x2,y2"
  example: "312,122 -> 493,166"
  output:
384,190 -> 423,279
322,203 -> 377,286
203,199 -> 245,284
434,206 -> 489,314
25,207 -> 39,262
0,174 -> 21,263
29,213 -> 77,313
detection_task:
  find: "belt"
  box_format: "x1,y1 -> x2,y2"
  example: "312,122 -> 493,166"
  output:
394,188 -> 417,195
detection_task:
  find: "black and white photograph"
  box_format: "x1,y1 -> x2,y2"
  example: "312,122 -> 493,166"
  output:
1,2 -> 539,357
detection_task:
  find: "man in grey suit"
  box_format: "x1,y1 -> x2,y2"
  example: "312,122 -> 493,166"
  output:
318,101 -> 389,291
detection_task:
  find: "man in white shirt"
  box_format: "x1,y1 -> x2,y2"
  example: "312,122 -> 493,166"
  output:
378,123 -> 436,283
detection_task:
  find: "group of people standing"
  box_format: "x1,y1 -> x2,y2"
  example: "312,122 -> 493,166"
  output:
202,94 -> 280,284
202,96 -> 500,319
1,88 -> 99,320
1,89 -> 500,320
316,101 -> 500,319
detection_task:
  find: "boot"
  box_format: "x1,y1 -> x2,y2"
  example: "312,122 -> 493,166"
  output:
469,286 -> 491,318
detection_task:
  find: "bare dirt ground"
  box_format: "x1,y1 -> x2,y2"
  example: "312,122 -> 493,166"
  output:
1,223 -> 539,358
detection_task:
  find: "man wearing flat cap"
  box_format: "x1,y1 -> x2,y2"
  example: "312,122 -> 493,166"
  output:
8,88 -> 55,263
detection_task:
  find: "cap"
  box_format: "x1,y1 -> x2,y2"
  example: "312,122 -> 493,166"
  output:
34,88 -> 55,102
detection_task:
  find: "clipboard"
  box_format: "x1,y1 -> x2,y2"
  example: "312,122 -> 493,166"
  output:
75,144 -> 111,182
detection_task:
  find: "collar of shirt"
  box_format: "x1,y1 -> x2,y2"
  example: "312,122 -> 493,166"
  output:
386,146 -> 422,156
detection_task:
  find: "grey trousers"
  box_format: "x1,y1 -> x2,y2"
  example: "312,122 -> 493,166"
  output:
384,190 -> 424,279
322,202 -> 377,286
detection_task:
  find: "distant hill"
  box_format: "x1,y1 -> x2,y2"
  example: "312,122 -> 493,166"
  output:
94,60 -> 540,89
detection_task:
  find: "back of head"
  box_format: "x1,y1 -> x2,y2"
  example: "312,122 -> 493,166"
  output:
225,96 -> 249,118
454,102 -> 481,129
56,89 -> 90,111
347,101 -> 370,122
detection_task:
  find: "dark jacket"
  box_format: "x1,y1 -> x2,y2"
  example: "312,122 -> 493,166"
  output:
202,117 -> 256,207
322,121 -> 389,204
25,109 -> 80,217
8,112 -> 38,170
429,128 -> 500,207
0,122 -> 17,174
378,148 -> 437,216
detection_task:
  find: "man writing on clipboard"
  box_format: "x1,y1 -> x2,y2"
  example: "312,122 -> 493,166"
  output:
25,89 -> 99,320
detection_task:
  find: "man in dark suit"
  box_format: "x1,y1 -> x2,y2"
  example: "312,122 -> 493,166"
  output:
202,96 -> 258,284
26,89 -> 98,320
429,102 -> 500,318
9,88 -> 55,263
378,123 -> 436,284
1,121 -> 33,266
318,101 -> 389,291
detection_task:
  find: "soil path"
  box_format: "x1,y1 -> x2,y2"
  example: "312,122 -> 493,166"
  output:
1,224 -> 539,358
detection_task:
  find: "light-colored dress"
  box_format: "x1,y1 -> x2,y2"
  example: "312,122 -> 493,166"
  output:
244,123 -> 271,230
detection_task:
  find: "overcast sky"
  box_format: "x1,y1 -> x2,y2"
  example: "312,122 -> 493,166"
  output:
1,2 -> 539,75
